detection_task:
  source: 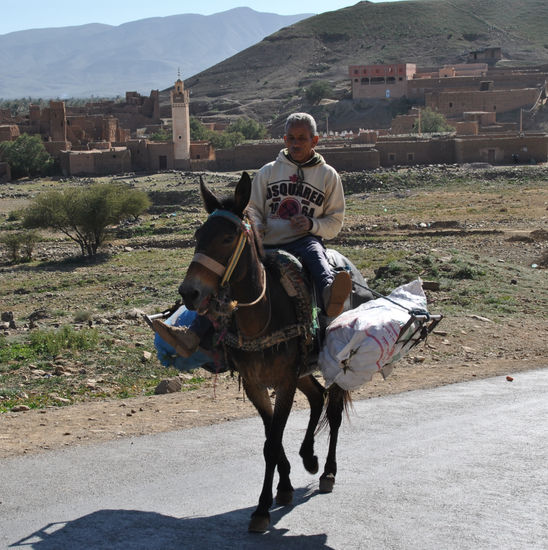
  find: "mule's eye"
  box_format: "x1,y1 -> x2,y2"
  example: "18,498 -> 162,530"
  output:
222,234 -> 235,244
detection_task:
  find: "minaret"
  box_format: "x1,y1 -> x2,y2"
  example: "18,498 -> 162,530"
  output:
171,74 -> 190,169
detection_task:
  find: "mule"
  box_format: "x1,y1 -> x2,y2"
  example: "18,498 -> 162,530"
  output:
179,172 -> 360,533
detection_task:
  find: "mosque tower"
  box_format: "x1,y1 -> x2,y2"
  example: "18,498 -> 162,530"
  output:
171,75 -> 190,169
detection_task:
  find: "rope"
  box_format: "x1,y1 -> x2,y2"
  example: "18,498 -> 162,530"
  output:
352,279 -> 430,319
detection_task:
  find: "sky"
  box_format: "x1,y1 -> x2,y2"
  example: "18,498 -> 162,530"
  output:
0,0 -> 402,35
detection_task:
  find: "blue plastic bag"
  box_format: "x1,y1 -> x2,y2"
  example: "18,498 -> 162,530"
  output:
154,305 -> 214,371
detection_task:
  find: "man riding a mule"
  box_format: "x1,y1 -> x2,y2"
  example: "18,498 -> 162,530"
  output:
154,112 -> 352,357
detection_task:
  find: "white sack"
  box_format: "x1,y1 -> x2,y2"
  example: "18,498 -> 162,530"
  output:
319,279 -> 427,390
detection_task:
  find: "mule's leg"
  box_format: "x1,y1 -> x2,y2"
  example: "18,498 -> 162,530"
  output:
244,378 -> 297,533
320,384 -> 348,493
297,374 -> 325,474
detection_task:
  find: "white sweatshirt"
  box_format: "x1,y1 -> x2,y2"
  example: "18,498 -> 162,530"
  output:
247,149 -> 345,246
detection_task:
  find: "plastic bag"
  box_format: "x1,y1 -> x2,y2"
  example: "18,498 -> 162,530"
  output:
154,305 -> 215,371
318,279 -> 427,390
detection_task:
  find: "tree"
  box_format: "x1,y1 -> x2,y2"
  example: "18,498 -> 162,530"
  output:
189,117 -> 210,141
149,129 -> 171,142
226,118 -> 268,140
304,81 -> 333,105
190,116 -> 265,149
23,183 -> 151,257
412,107 -> 454,134
0,134 -> 54,179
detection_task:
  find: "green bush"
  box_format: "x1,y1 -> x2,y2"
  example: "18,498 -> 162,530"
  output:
304,81 -> 333,105
412,107 -> 454,134
0,134 -> 54,179
23,183 -> 151,257
29,325 -> 99,356
0,230 -> 40,262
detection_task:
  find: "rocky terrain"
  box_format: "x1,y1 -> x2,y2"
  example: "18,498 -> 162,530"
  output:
0,164 -> 546,459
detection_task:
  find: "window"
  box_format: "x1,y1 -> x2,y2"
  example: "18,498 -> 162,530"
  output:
407,153 -> 414,161
449,102 -> 453,108
389,153 -> 396,161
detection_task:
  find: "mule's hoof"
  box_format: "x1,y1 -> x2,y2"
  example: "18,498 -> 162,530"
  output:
275,489 -> 294,506
319,473 -> 335,493
303,455 -> 319,474
248,513 -> 270,533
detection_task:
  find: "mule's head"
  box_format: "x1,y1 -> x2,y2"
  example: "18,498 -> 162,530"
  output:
179,172 -> 254,313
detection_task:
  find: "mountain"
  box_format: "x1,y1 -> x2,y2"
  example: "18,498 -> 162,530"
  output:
178,0 -> 548,131
0,8 -> 313,99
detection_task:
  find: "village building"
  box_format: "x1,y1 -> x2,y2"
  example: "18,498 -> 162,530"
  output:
1,56 -> 547,179
349,63 -> 417,100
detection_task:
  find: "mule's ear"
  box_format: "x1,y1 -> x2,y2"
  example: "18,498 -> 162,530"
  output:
234,172 -> 252,217
200,176 -> 221,214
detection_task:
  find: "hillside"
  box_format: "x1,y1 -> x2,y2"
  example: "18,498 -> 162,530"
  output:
178,0 -> 548,132
0,8 -> 312,99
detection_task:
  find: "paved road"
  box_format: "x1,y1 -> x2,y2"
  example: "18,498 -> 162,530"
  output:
1,369 -> 547,549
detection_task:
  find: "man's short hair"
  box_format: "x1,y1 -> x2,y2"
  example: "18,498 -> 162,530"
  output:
284,112 -> 318,137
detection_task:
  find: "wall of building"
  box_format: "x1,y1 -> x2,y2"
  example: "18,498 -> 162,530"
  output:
349,63 -> 416,99
44,141 -> 70,159
214,142 -> 282,171
375,137 -> 456,166
60,148 -> 132,176
146,142 -> 175,171
426,88 -> 540,117
456,121 -> 479,135
391,114 -> 417,135
454,134 -> 548,164
190,141 -> 214,160
0,125 -> 20,141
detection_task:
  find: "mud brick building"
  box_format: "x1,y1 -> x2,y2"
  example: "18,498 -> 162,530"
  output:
349,63 -> 417,100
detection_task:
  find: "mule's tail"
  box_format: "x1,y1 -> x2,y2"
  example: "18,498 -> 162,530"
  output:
317,384 -> 352,434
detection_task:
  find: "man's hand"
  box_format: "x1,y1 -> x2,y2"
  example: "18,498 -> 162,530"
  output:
290,214 -> 312,232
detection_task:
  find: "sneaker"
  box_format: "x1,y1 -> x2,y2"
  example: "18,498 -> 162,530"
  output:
152,320 -> 200,358
323,271 -> 352,317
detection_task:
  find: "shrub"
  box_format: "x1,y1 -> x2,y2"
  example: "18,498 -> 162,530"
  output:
304,81 -> 333,105
23,183 -> 151,257
412,107 -> 454,134
0,230 -> 40,262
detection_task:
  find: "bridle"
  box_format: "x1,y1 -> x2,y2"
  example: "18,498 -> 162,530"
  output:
190,209 -> 267,307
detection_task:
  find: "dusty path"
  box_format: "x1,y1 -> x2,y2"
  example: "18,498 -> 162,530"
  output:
1,351 -> 545,459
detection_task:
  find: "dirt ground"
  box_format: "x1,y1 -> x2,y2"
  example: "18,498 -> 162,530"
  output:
1,328 -> 546,460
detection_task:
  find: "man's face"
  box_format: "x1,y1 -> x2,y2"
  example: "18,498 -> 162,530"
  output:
284,123 -> 319,164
